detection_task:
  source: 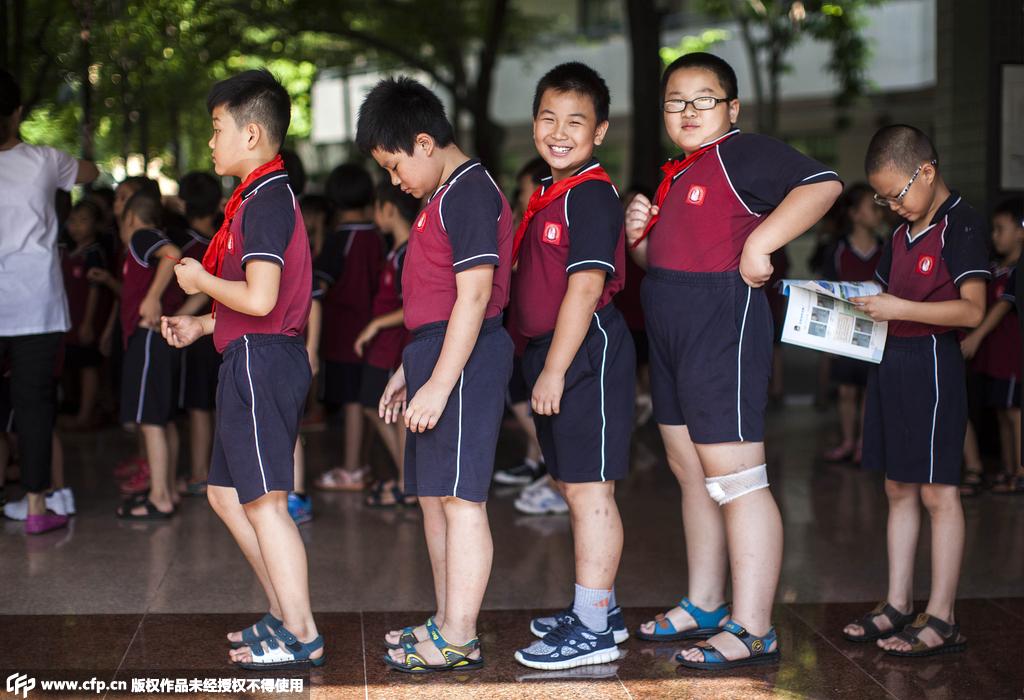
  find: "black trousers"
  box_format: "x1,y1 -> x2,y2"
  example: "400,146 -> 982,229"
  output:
0,332 -> 62,493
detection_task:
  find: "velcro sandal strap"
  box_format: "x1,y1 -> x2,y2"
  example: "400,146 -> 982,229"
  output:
878,602 -> 910,626
654,613 -> 677,633
912,613 -> 957,640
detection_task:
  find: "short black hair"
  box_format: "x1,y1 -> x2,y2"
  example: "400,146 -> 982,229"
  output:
70,199 -> 102,223
206,69 -> 291,148
86,186 -> 115,212
661,52 -> 738,100
124,190 -> 163,228
864,124 -> 939,176
355,76 -> 454,156
177,172 -> 222,220
120,176 -> 161,202
325,163 -> 375,212
993,197 -> 1024,227
532,62 -> 610,123
375,181 -> 421,225
836,182 -> 876,236
516,156 -> 551,186
0,68 -> 20,115
280,148 -> 307,195
299,193 -> 332,220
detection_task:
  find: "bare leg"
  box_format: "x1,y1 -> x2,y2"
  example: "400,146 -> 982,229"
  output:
122,425 -> 173,515
384,495 -> 447,646
562,480 -> 622,590
167,422 -> 180,506
342,402 -> 363,471
510,401 -> 542,463
50,433 -> 64,490
962,422 -> 983,475
293,437 -> 305,493
75,367 -> 99,425
189,408 -> 213,483
836,385 -> 858,451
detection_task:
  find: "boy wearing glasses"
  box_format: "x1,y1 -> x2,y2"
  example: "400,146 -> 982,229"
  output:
625,52 -> 840,669
842,124 -> 988,657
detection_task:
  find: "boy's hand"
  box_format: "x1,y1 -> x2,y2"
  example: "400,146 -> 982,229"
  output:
173,257 -> 205,295
531,368 -> 565,416
960,333 -> 982,360
87,268 -> 113,286
851,293 -> 904,322
139,295 -> 162,328
161,315 -> 205,348
353,322 -> 378,358
739,243 -> 773,288
379,365 -> 408,425
405,378 -> 450,433
625,193 -> 656,247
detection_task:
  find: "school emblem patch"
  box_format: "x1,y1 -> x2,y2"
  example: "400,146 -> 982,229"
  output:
686,184 -> 707,206
916,254 -> 935,276
542,222 -> 562,245
415,211 -> 428,232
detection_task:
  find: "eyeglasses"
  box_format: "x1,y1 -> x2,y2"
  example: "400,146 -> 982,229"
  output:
873,160 -> 936,207
663,96 -> 731,113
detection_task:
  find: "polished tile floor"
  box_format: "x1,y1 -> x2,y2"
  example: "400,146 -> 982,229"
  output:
2,351 -> 1023,698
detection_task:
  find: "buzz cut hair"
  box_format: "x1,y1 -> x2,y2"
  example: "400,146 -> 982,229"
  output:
532,62 -> 611,124
355,76 -> 455,156
206,69 -> 291,148
864,124 -> 939,176
124,190 -> 163,228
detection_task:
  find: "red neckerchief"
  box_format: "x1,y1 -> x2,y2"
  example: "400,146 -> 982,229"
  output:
201,155 -> 286,315
512,166 -> 613,263
630,133 -> 735,249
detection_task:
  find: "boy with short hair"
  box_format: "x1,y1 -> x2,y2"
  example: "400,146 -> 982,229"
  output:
161,69 -> 323,669
357,76 -> 513,673
842,124 -> 988,656
625,53 -> 842,668
509,62 -> 635,670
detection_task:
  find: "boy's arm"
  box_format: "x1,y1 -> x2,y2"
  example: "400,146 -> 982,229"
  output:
961,299 -> 1012,359
161,313 -> 215,348
354,307 -> 405,358
99,302 -> 119,357
139,243 -> 182,328
174,257 -> 281,318
306,299 -> 322,375
854,279 -> 986,329
532,270 -> 604,415
624,194 -> 652,269
79,285 -> 100,345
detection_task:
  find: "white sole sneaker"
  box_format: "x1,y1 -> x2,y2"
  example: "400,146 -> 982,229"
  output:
514,646 -> 621,671
529,620 -> 629,645
514,497 -> 568,515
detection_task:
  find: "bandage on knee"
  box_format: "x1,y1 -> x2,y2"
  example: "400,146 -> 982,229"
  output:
704,464 -> 768,505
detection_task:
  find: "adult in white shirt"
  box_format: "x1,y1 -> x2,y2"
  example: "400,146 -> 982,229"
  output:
0,69 -> 98,534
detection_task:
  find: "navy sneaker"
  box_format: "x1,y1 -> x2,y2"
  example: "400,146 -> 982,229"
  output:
531,604 -> 628,644
515,613 -> 621,670
287,492 -> 313,525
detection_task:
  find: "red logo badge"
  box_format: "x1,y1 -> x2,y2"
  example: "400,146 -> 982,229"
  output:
542,222 -> 562,245
415,211 -> 428,232
686,185 -> 707,206
916,255 -> 935,275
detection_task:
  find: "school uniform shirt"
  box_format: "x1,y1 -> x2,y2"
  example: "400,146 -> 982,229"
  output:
874,192 -> 991,338
974,263 -> 1021,380
646,130 -> 840,272
0,143 -> 80,335
826,235 -> 884,282
365,242 -> 409,370
512,159 -> 625,339
119,228 -> 183,345
212,172 -> 312,353
403,159 -> 513,330
61,242 -> 112,345
314,223 -> 383,364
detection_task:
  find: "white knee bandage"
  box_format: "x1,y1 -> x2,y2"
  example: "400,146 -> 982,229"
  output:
705,464 -> 768,505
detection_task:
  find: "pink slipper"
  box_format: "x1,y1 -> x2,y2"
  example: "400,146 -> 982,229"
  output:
120,464 -> 151,495
25,512 -> 69,535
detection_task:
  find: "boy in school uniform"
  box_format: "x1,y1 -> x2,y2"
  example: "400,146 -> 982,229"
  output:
625,53 -> 841,668
161,69 -> 323,669
355,182 -> 417,508
842,124 -> 988,656
113,191 -> 184,520
357,76 -> 514,673
313,164 -> 383,492
508,62 -> 635,670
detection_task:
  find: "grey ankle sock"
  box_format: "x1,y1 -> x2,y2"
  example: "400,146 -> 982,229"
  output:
609,586 -> 617,610
573,583 -> 612,633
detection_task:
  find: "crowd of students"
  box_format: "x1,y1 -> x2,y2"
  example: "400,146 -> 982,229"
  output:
0,47 -> 1021,676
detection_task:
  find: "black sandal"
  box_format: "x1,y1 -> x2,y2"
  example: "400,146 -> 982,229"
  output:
843,602 -> 915,643
365,481 -> 417,509
884,613 -> 966,657
959,470 -> 983,497
117,498 -> 173,520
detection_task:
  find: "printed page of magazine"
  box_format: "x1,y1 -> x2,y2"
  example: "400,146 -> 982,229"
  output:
779,280 -> 888,363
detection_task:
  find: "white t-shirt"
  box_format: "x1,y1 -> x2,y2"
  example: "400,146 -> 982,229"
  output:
0,142 -> 79,336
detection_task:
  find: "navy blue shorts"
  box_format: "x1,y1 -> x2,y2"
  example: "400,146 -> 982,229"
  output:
359,364 -> 393,410
830,356 -> 871,388
180,335 -> 221,411
642,268 -> 773,444
403,315 -> 513,502
506,356 -> 531,406
208,334 -> 311,504
120,328 -> 181,426
984,375 -> 1020,410
522,305 -> 635,483
863,333 -> 967,486
322,361 -> 362,406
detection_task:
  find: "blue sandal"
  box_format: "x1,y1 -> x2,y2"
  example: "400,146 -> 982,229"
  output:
230,613 -> 284,649
384,616 -> 434,650
234,626 -> 326,670
676,620 -> 780,670
383,618 -> 484,674
635,597 -> 730,642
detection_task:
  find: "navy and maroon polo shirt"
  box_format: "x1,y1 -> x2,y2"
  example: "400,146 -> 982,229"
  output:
647,129 -> 840,272
875,192 -> 991,338
314,222 -> 383,364
366,241 -> 409,370
828,236 -> 884,282
212,172 -> 313,353
120,227 -> 183,345
974,264 -> 1021,380
511,159 -> 625,339
62,241 -> 111,345
403,159 -> 513,330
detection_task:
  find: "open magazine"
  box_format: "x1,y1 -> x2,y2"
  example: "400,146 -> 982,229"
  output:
779,280 -> 887,363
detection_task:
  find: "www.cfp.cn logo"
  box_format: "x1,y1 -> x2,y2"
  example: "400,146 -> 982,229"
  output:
6,673 -> 36,699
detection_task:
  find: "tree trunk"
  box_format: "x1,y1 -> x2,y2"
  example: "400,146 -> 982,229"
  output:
733,3 -> 769,133
468,0 -> 509,173
625,0 -> 663,191
77,0 -> 94,160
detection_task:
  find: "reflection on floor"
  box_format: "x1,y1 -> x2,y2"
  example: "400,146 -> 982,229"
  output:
2,399 -> 1022,698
